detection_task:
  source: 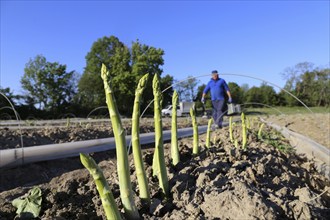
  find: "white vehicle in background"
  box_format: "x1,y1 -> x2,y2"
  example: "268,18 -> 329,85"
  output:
162,102 -> 194,117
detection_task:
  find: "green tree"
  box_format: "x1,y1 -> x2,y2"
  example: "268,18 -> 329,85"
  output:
131,40 -> 166,113
78,36 -> 130,111
0,87 -> 21,119
131,40 -> 164,78
276,90 -> 288,106
259,83 -> 278,106
174,76 -> 200,102
196,84 -> 206,101
314,68 -> 330,106
0,87 -> 42,119
240,83 -> 249,93
295,69 -> 330,106
195,84 -> 212,110
281,62 -> 329,107
281,62 -> 315,106
160,74 -> 174,107
21,55 -> 77,115
228,82 -> 244,104
282,62 -> 315,91
240,83 -> 249,102
0,87 -> 19,107
245,83 -> 277,107
244,86 -> 263,107
173,79 -> 185,102
78,36 -> 166,115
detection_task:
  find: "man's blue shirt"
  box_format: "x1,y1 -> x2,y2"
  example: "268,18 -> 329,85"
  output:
203,78 -> 230,101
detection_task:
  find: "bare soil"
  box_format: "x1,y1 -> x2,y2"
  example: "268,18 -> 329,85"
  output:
0,118 -> 198,150
266,113 -> 330,148
0,114 -> 329,219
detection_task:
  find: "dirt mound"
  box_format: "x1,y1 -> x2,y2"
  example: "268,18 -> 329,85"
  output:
1,125 -> 329,219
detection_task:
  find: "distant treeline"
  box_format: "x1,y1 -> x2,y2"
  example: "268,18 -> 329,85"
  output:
0,35 -> 329,119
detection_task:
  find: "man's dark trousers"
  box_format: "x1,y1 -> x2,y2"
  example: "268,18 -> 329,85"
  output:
212,100 -> 225,127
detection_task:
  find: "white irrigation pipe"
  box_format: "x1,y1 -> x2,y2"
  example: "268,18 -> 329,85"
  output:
1,120 -> 329,180
0,118 -> 114,127
0,125 -> 210,169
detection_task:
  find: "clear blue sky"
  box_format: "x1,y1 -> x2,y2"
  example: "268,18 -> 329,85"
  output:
1,0 -> 329,95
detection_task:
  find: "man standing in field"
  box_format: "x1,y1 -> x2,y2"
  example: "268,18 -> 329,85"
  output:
201,70 -> 232,128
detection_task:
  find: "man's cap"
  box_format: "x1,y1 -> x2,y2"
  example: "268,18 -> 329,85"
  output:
212,70 -> 218,74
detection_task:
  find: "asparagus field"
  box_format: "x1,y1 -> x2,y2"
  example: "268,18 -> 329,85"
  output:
1,68 -> 329,219
0,114 -> 329,219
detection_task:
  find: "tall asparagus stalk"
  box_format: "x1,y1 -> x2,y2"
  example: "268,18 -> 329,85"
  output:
234,139 -> 239,148
80,153 -> 122,220
171,90 -> 180,166
152,73 -> 169,197
206,118 -> 213,148
258,123 -> 265,140
66,117 -> 70,128
190,105 -> 199,155
246,116 -> 251,129
229,116 -> 234,143
101,64 -> 139,219
131,73 -> 150,205
241,112 -> 247,149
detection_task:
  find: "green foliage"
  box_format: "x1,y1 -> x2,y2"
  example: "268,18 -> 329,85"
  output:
0,87 -> 22,119
258,123 -> 265,140
0,87 -> 21,107
195,84 -> 212,109
251,121 -> 294,154
259,83 -> 278,105
131,40 -> 171,112
244,87 -> 262,106
10,46 -> 327,118
174,76 -> 200,102
12,187 -> 42,218
160,74 -> 174,108
196,84 -> 206,100
131,40 -> 164,77
196,84 -> 205,100
245,83 -> 278,106
262,130 -> 294,154
282,62 -> 315,91
295,69 -> 330,106
78,36 -> 167,115
78,36 -> 130,112
281,62 -> 329,107
275,90 -> 290,106
228,82 -> 244,104
21,55 -> 77,115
